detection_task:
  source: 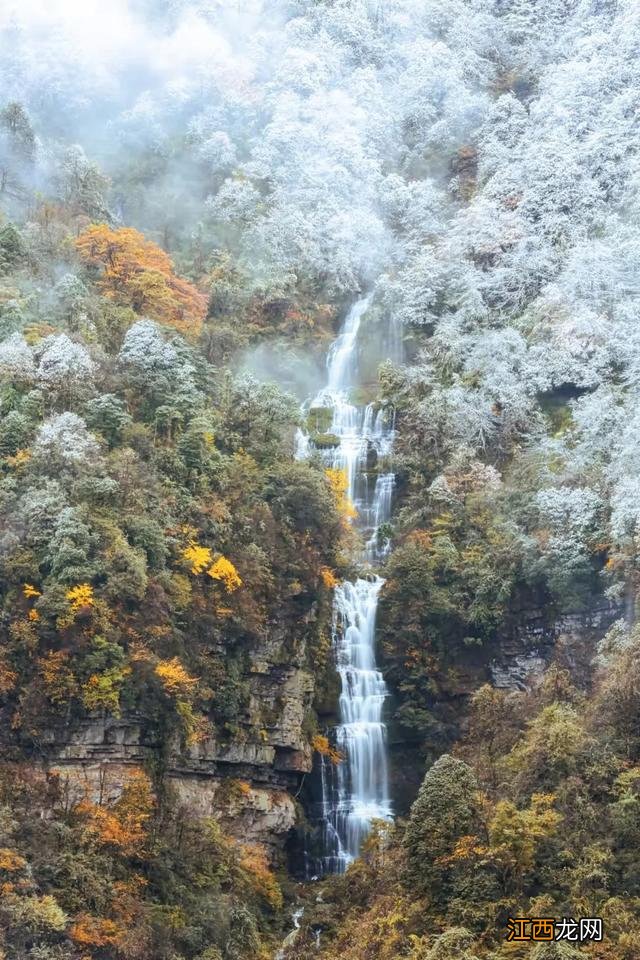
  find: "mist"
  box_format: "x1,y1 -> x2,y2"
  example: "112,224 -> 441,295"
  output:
0,0 -> 496,305
4,2 -> 640,956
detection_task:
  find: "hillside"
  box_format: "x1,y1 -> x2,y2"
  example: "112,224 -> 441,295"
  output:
1,1 -> 640,959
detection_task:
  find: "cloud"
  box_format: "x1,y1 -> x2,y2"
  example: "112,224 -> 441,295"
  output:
0,0 -> 262,120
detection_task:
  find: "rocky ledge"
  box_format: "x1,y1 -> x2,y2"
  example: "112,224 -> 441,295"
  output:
33,622 -> 319,858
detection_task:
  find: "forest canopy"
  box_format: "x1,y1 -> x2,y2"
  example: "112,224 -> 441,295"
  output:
1,0 -> 640,957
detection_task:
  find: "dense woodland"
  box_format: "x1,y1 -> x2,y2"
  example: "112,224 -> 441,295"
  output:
1,0 -> 640,957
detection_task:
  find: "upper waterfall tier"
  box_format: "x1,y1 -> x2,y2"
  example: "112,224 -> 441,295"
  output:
297,294 -> 397,566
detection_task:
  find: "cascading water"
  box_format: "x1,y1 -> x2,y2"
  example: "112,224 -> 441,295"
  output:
298,294 -> 398,873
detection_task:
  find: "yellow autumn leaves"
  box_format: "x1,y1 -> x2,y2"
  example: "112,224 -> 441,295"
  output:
209,556 -> 242,591
66,583 -> 95,612
23,583 -> 42,622
57,583 -> 95,629
21,582 -> 96,629
320,566 -> 339,589
181,542 -> 212,575
317,467 -> 355,592
154,657 -> 197,697
181,541 -> 242,592
311,734 -> 343,765
17,579 -> 203,742
325,466 -> 357,522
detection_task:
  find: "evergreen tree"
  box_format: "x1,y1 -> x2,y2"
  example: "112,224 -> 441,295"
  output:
404,754 -> 480,900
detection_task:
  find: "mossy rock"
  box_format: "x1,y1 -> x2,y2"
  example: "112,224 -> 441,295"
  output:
307,406 -> 334,432
311,432 -> 340,449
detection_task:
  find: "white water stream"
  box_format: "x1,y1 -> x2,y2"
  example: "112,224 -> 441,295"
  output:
298,295 -> 397,873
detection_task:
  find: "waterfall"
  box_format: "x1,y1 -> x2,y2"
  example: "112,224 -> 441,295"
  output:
299,294 -> 397,873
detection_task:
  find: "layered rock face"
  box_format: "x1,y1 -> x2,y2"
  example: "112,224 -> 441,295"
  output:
44,747 -> 299,853
34,588 -> 622,856
35,620 -> 318,857
386,596 -> 623,814
489,599 -> 622,691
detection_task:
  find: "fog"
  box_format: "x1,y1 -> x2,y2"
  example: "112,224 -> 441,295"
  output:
0,0 -> 496,301
0,0 -> 270,144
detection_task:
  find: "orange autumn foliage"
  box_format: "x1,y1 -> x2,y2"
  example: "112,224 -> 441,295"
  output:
6,448 -> 30,469
311,734 -> 343,765
111,875 -> 148,927
320,565 -> 339,589
0,848 -> 27,872
76,225 -> 206,336
75,769 -> 154,856
69,915 -> 121,947
436,833 -> 487,867
238,843 -> 283,910
0,660 -> 18,695
70,879 -> 148,950
39,650 -> 77,704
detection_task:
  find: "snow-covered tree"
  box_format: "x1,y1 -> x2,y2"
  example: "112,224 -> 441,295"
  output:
0,332 -> 35,383
36,334 -> 94,394
33,412 -> 100,469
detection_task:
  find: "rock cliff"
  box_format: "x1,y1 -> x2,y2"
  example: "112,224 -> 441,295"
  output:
386,596 -> 623,814
28,616 -> 320,858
